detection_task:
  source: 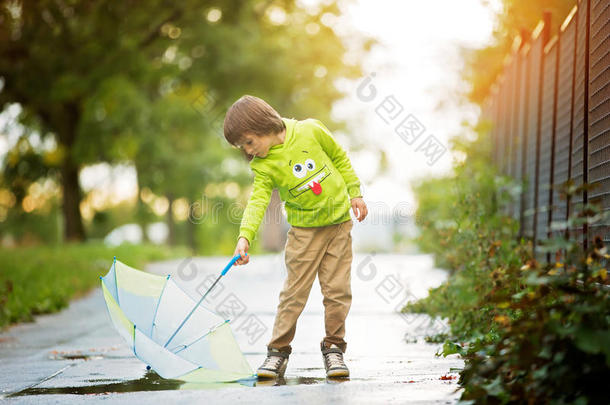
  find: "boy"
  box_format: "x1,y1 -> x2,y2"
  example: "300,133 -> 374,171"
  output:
223,95 -> 368,379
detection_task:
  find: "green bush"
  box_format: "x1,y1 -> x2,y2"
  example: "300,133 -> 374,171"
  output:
0,243 -> 188,329
406,125 -> 610,404
456,231 -> 609,404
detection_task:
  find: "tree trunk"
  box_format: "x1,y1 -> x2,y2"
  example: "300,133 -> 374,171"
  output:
56,103 -> 86,242
61,155 -> 86,241
187,199 -> 197,253
262,189 -> 286,252
134,170 -> 150,243
138,194 -> 150,243
166,193 -> 175,246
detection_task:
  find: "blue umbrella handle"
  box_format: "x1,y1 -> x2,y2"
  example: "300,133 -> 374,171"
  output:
222,253 -> 247,275
164,253 -> 247,349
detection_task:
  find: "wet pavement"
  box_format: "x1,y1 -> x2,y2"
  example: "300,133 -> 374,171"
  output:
0,253 -> 463,404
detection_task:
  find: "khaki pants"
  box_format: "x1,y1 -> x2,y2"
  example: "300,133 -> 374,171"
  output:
268,219 -> 354,354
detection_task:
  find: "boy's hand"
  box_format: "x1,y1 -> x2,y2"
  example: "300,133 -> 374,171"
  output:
233,237 -> 250,266
351,197 -> 368,222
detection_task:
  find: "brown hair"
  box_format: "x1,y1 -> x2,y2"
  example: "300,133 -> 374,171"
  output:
223,95 -> 286,161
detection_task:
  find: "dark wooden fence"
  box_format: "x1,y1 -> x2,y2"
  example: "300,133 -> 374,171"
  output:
483,0 -> 610,254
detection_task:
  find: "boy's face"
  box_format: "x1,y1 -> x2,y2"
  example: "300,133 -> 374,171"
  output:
236,132 -> 275,158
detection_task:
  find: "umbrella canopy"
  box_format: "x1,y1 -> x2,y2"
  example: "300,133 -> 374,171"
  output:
100,258 -> 254,382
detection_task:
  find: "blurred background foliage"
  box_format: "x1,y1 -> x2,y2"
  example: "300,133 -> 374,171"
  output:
0,0 -> 374,252
463,0 -> 574,104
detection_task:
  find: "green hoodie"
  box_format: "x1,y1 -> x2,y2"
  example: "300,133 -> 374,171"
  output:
238,117 -> 362,244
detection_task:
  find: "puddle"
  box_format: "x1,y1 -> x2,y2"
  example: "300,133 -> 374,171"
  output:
7,370 -> 253,397
48,350 -> 107,361
50,354 -> 104,361
7,369 -> 355,397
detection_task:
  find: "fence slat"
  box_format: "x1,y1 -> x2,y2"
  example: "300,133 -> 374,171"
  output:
523,26 -> 546,240
551,10 -> 577,239
538,39 -> 558,244
571,1 -> 590,244
588,0 -> 610,242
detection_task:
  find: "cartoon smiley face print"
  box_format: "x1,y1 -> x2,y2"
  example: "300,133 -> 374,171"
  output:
288,151 -> 331,198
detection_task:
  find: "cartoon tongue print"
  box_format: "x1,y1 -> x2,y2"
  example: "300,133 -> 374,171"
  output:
309,180 -> 322,195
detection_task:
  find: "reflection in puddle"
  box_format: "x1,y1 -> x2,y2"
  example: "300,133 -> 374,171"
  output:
7,370 -> 255,397
50,354 -> 104,361
7,369 -> 351,397
255,376 -> 350,387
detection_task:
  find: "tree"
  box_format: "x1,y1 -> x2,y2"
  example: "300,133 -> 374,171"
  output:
0,1 -> 191,240
0,0 -> 372,243
133,0 -> 373,250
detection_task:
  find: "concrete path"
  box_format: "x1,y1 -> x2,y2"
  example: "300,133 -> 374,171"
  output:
0,253 -> 463,404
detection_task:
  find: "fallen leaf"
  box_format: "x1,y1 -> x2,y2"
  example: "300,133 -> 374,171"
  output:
493,315 -> 510,325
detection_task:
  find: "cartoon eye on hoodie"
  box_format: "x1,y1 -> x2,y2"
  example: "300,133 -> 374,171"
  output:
288,152 -> 331,198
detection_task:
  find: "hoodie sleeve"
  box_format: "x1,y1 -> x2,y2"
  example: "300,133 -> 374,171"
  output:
238,167 -> 274,244
310,119 -> 362,199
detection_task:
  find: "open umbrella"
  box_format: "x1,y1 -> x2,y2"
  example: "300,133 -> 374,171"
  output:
100,255 -> 254,382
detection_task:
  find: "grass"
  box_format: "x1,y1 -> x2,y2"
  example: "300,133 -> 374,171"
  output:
0,243 -> 189,329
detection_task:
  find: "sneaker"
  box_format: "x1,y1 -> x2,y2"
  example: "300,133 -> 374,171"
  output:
257,348 -> 289,379
321,342 -> 350,378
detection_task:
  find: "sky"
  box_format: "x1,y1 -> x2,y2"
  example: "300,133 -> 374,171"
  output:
0,0 -> 500,222
326,0 -> 499,212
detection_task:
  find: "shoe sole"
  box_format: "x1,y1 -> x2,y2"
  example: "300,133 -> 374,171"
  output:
326,368 -> 349,378
256,369 -> 278,379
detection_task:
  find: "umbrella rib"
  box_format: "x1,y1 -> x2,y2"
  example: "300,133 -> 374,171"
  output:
171,278 -> 219,317
113,257 -> 120,306
163,273 -> 224,349
132,324 -> 137,356
163,255 -> 241,350
172,319 -> 229,354
151,274 -> 171,335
